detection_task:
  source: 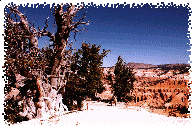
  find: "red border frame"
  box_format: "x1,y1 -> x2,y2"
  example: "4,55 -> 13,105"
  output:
0,0 -> 194,127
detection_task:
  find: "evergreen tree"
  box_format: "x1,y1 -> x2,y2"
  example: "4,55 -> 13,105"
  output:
112,56 -> 136,102
59,43 -> 110,110
74,43 -> 110,96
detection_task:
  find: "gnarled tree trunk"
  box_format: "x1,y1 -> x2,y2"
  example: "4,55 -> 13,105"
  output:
4,4 -> 88,123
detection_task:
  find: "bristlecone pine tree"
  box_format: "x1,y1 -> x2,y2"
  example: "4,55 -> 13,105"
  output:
112,56 -> 136,102
3,4 -> 110,123
59,42 -> 110,110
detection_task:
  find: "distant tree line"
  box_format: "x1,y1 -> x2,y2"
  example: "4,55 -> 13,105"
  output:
158,64 -> 190,74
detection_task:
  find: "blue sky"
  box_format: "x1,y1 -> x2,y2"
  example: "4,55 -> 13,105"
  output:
5,3 -> 191,67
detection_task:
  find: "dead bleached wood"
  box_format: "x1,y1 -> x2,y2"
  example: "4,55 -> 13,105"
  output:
4,4 -> 88,122
8,5 -> 38,47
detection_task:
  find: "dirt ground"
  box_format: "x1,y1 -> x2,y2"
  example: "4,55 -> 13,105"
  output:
9,100 -> 192,127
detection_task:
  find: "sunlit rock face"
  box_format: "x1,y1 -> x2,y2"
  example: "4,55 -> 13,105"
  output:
100,65 -> 190,117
